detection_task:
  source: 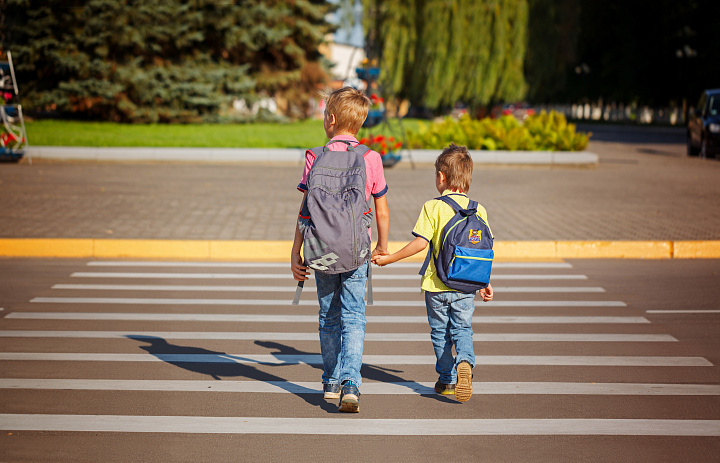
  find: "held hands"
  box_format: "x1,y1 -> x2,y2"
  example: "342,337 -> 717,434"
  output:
371,246 -> 390,266
372,254 -> 391,267
479,284 -> 493,302
290,253 -> 310,281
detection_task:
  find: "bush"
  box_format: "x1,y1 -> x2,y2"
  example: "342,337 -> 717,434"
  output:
406,111 -> 591,151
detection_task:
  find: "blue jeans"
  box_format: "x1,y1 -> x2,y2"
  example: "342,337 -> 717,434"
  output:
315,260 -> 368,387
424,291 -> 476,384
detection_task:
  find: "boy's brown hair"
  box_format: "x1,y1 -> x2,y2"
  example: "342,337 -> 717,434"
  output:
435,143 -> 473,192
323,87 -> 370,135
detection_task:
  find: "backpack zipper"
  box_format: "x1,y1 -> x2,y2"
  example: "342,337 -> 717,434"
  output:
349,189 -> 358,266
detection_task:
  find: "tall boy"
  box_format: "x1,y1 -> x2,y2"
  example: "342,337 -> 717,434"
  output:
372,144 -> 493,402
291,87 -> 390,413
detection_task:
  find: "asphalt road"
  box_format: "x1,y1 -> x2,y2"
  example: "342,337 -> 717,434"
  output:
1,257 -> 719,462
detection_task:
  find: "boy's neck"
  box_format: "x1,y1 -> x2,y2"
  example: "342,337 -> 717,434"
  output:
329,131 -> 356,139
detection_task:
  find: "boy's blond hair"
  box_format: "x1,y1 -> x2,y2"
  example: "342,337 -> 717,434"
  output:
323,87 -> 370,135
435,143 -> 473,193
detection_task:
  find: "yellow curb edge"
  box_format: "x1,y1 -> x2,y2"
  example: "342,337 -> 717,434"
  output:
2,239 -> 720,260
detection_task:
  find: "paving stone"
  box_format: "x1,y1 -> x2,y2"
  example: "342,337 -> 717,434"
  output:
1,138 -> 720,241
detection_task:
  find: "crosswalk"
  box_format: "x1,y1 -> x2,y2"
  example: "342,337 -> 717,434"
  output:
1,259 -> 719,442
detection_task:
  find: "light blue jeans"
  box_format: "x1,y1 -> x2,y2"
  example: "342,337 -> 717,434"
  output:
315,260 -> 368,387
425,291 -> 476,384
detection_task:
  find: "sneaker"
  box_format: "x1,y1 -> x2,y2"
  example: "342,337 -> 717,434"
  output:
338,381 -> 360,413
323,383 -> 341,399
455,361 -> 473,402
434,381 -> 456,395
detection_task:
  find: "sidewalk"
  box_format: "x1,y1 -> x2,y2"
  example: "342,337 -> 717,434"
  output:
25,146 -> 598,166
2,135 -> 720,259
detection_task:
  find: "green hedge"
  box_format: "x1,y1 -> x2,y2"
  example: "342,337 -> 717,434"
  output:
406,111 -> 591,151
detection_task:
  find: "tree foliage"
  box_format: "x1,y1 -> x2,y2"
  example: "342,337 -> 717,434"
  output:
525,0 -> 720,106
362,0 -> 529,111
2,0 -> 335,122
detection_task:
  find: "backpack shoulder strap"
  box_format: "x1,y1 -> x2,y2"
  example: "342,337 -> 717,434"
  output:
418,239 -> 434,277
437,195 -> 463,212
355,144 -> 372,156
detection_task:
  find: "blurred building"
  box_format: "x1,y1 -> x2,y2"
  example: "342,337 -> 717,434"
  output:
320,0 -> 366,89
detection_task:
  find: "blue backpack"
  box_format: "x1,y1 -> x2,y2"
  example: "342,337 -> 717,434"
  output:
419,194 -> 494,293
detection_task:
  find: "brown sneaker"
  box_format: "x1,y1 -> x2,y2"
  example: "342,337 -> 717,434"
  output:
455,361 -> 473,402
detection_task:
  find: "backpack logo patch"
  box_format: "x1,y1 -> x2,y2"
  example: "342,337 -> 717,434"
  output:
468,229 -> 482,244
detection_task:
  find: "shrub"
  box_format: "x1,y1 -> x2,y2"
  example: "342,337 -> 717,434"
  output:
406,111 -> 591,151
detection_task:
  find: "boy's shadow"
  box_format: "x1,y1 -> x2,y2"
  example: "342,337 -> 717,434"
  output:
127,336 -> 455,411
258,340 -> 456,404
126,335 -> 338,412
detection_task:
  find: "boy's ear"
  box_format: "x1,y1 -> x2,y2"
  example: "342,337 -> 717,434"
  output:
327,113 -> 336,126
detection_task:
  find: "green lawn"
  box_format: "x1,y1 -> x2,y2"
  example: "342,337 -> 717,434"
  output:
25,119 -> 421,148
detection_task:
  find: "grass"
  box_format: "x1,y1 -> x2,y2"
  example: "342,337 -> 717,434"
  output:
24,118 -> 422,148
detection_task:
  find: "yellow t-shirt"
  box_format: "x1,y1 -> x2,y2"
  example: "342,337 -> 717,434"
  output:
412,190 -> 491,292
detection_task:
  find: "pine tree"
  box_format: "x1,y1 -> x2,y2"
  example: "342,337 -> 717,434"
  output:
2,0 -> 335,122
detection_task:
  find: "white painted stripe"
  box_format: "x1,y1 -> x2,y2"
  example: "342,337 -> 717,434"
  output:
1,415 -> 718,436
5,313 -> 651,324
52,284 -> 606,293
2,380 -> 715,395
30,297 -> 626,308
0,331 -> 677,342
87,261 -> 574,270
70,272 -> 588,281
0,353 -> 710,366
647,310 -> 720,314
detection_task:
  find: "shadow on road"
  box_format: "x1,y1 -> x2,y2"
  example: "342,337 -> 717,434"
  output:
577,123 -> 686,145
127,336 -> 458,410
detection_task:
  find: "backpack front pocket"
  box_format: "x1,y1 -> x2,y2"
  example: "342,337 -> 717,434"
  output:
449,246 -> 494,285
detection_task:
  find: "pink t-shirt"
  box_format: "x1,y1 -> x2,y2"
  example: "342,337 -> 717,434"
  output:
297,135 -> 388,201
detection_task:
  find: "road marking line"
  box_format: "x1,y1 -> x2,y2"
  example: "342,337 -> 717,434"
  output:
70,272 -> 588,281
5,313 -> 651,324
0,353 -> 710,366
87,261 -> 574,270
52,284 -> 606,293
0,331 -> 676,342
647,310 -> 720,314
30,297 -> 626,308
1,415 -> 718,436
1,380 -> 715,395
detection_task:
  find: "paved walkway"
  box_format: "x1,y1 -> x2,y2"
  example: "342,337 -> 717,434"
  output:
1,126 -> 720,258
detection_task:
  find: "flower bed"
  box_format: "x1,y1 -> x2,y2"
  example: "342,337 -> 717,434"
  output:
406,111 -> 591,151
359,134 -> 403,167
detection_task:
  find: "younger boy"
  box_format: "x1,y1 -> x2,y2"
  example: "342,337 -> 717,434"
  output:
291,87 -> 390,413
372,143 -> 492,402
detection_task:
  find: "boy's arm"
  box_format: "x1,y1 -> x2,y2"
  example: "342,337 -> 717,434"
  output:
372,236 -> 428,267
371,194 -> 390,258
291,192 -> 310,281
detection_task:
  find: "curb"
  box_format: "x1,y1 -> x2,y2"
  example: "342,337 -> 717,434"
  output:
26,146 -> 598,166
2,239 -> 719,260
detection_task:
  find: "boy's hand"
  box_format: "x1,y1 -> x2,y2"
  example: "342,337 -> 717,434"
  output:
372,254 -> 392,267
479,284 -> 493,302
371,246 -> 389,260
291,253 -> 310,281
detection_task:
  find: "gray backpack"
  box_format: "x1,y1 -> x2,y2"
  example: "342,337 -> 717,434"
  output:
292,140 -> 374,304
